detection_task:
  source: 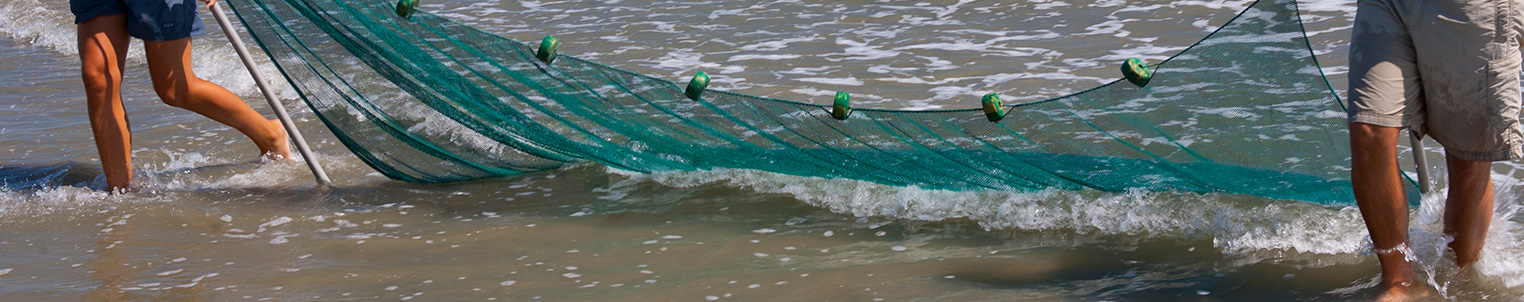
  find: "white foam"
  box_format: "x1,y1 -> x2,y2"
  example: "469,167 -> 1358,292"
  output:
792,77 -> 864,86
1298,0 -> 1357,14
728,54 -> 803,62
1149,0 -> 1256,11
615,167 -> 1359,242
831,38 -> 903,61
1078,19 -> 1130,38
738,37 -> 818,52
0,185 -> 134,218
1434,178 -> 1524,289
0,145 -> 376,209
608,166 -> 1524,288
0,0 -> 75,54
980,72 -> 1109,87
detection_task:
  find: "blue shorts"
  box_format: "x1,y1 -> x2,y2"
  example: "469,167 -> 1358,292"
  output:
70,0 -> 206,42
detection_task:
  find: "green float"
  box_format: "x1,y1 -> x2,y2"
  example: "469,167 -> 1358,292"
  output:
831,92 -> 851,120
537,36 -> 560,64
982,93 -> 1005,122
395,0 -> 419,19
685,71 -> 710,100
1121,57 -> 1152,87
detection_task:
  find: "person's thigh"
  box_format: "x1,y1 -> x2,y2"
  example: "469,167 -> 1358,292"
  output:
141,37 -> 198,105
77,14 -> 131,92
74,0 -> 130,73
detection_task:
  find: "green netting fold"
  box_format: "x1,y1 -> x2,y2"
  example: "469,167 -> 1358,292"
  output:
226,0 -> 1420,205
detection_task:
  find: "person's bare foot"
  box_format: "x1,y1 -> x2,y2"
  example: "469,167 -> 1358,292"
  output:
262,118 -> 292,161
1376,284 -> 1410,302
1376,281 -> 1432,302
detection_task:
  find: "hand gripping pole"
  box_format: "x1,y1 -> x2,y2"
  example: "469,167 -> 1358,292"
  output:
210,2 -> 333,186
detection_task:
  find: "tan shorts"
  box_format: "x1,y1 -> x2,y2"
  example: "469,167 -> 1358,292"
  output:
1347,0 -> 1524,162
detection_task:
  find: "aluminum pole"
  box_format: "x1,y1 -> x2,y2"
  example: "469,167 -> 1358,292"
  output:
1410,131 -> 1430,194
209,1 -> 332,186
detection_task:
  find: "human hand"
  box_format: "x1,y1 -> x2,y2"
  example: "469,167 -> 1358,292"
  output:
200,0 -> 218,9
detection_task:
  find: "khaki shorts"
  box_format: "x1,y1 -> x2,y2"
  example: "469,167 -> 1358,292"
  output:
1347,0 -> 1524,162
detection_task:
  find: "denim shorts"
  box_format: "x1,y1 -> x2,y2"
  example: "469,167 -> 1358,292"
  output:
1346,0 -> 1524,161
70,0 -> 206,41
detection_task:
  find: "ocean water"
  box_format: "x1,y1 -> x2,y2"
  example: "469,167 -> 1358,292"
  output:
1,0 -> 1522,300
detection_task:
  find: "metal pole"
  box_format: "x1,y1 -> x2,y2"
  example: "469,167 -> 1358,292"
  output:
209,2 -> 333,186
1410,131 -> 1430,194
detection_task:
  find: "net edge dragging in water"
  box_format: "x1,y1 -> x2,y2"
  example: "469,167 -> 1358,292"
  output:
223,0 -> 1417,206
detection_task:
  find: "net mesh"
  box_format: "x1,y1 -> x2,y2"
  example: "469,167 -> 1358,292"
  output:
226,0 -> 1419,205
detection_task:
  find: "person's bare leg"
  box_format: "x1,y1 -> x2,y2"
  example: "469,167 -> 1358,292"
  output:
78,14 -> 134,192
1348,122 -> 1416,300
142,37 -> 290,160
1442,152 -> 1494,266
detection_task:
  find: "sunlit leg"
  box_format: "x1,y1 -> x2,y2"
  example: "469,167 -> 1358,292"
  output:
1348,122 -> 1416,300
78,14 -> 134,192
1442,152 -> 1494,266
142,37 -> 290,160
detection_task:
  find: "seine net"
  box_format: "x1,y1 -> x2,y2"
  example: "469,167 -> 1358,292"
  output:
226,0 -> 1419,204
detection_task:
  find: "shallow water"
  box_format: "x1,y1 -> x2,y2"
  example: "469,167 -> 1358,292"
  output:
2,0 -> 1523,300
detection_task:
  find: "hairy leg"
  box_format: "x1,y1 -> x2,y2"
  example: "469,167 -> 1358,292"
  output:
1443,153 -> 1494,266
142,38 -> 290,160
78,14 -> 133,192
1348,123 -> 1415,293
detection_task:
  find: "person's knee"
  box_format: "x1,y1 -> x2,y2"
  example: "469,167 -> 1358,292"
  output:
79,59 -> 117,95
1349,122 -> 1401,151
1350,122 -> 1395,137
80,69 -> 113,95
1445,153 -> 1494,181
152,81 -> 191,108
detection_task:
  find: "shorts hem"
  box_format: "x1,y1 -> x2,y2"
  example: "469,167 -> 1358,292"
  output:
128,29 -> 204,42
1348,112 -> 1406,128
74,11 -> 122,24
71,0 -> 126,24
1446,145 -> 1524,162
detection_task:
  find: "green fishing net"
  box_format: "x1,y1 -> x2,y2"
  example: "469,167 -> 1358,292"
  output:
226,0 -> 1420,205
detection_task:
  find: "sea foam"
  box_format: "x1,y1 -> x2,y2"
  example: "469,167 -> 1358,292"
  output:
609,166 -> 1524,288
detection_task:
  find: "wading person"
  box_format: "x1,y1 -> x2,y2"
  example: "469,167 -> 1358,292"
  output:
73,0 -> 290,192
1346,0 -> 1520,300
